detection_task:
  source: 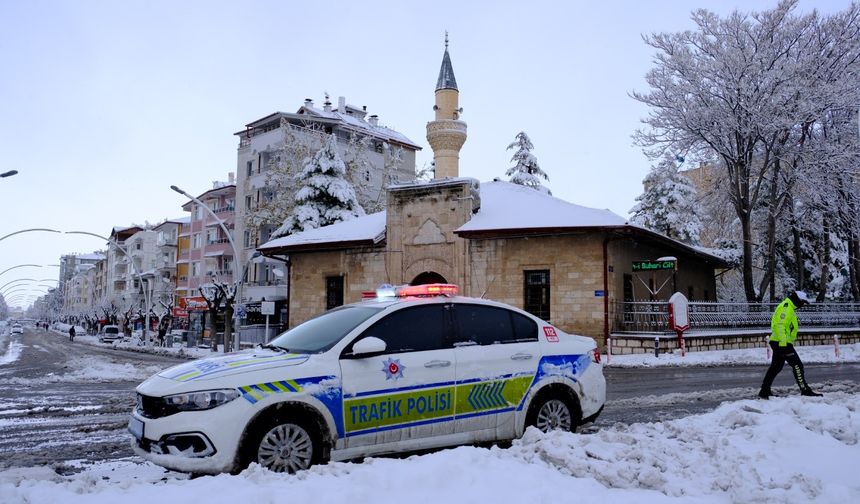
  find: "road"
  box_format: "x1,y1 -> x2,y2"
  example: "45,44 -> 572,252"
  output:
0,327 -> 185,471
1,327 -> 858,471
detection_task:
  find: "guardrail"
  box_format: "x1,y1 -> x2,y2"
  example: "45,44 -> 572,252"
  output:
612,300 -> 860,333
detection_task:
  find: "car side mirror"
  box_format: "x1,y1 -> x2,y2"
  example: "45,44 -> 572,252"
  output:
352,336 -> 386,356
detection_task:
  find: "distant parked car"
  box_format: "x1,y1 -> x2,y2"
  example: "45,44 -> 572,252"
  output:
99,325 -> 122,343
11,324 -> 23,335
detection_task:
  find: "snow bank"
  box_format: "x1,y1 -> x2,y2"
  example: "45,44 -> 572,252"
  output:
608,342 -> 860,367
3,355 -> 163,385
0,339 -> 23,367
2,394 -> 857,503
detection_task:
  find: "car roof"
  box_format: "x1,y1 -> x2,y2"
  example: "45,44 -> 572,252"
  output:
351,295 -> 533,314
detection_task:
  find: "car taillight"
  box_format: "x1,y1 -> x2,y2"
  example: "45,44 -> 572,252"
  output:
590,349 -> 601,364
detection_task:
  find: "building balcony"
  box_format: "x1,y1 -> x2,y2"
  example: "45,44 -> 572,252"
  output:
157,236 -> 177,247
211,205 -> 235,215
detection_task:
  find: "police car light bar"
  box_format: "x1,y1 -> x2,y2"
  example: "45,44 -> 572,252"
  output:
362,283 -> 460,299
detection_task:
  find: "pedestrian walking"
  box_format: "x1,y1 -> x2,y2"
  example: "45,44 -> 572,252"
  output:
68,325 -> 76,342
758,290 -> 822,399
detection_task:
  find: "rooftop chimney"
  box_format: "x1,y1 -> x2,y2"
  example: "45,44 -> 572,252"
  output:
368,115 -> 379,126
338,96 -> 346,113
304,98 -> 313,108
323,94 -> 332,112
228,172 -> 235,184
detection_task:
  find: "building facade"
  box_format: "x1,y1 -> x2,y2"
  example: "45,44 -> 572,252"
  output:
234,95 -> 421,311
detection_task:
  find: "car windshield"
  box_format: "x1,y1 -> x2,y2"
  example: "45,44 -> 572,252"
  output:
105,327 -> 119,334
268,306 -> 382,354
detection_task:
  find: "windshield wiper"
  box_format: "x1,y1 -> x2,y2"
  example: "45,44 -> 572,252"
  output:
259,343 -> 289,352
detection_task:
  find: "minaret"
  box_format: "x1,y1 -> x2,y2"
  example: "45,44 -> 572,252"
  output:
427,33 -> 467,179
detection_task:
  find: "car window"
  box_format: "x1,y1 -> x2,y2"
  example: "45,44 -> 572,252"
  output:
455,304 -> 538,345
355,304 -> 450,354
105,327 -> 119,334
269,306 -> 382,353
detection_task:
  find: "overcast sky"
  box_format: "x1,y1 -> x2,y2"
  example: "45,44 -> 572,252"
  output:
0,0 -> 851,309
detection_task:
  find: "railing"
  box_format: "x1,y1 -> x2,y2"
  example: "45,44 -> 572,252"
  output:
206,270 -> 232,277
207,238 -> 230,245
245,279 -> 285,287
612,300 -> 860,333
212,205 -> 235,214
238,324 -> 281,346
157,237 -> 177,246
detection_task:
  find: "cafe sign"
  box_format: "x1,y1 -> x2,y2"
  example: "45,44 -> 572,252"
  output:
632,260 -> 676,272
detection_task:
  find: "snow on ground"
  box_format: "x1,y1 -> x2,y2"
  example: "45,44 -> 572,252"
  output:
608,342 -> 860,367
3,355 -> 163,385
0,336 -> 23,367
1,393 -> 857,504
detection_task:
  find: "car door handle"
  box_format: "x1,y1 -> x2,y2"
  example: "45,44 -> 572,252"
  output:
510,353 -> 533,361
424,360 -> 452,368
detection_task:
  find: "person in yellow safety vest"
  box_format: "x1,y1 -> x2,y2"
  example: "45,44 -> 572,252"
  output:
758,290 -> 822,399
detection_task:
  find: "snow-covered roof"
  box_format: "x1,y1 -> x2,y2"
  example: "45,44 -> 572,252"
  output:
258,212 -> 386,252
76,252 -> 105,261
257,180 -> 727,266
237,105 -> 421,150
456,181 -> 627,234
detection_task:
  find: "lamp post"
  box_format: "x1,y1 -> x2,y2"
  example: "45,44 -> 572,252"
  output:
171,184 -> 241,351
0,264 -> 42,280
1,278 -> 41,294
1,170 -> 18,178
65,230 -> 152,344
0,228 -> 61,243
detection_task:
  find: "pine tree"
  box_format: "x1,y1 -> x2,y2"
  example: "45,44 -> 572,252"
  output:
505,132 -> 550,194
630,155 -> 702,245
274,134 -> 365,236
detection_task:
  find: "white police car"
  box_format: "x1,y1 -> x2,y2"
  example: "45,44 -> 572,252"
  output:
129,284 -> 605,474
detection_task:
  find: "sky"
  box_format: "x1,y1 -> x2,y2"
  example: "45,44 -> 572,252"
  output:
0,0 -> 853,310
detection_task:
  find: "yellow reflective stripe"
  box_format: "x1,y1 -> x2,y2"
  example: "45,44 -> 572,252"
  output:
262,382 -> 280,393
176,371 -> 200,381
287,380 -> 302,392
272,381 -> 291,393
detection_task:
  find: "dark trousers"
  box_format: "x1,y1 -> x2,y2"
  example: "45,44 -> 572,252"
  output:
761,341 -> 811,392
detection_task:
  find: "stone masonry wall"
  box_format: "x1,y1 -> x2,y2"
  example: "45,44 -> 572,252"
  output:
609,331 -> 860,355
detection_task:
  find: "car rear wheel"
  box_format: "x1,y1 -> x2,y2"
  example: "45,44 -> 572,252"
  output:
526,389 -> 580,433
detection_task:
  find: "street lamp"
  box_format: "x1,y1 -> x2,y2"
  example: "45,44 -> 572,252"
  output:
65,230 -> 153,344
1,170 -> 18,178
171,184 -> 241,351
0,264 -> 42,279
0,228 -> 61,243
1,278 -> 41,294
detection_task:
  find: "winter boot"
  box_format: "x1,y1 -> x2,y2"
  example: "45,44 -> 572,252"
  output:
801,388 -> 823,397
757,388 -> 772,400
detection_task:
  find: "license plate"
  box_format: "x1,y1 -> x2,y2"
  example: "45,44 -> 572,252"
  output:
128,416 -> 145,440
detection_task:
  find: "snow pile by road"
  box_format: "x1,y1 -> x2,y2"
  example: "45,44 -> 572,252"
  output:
609,342 -> 860,367
0,338 -> 24,367
2,393 -> 857,503
3,356 -> 163,385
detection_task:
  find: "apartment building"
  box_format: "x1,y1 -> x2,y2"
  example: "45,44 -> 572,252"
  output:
234,95 -> 420,319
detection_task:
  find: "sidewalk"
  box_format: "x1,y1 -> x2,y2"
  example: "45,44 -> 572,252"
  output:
607,342 -> 860,367
50,324 -> 217,360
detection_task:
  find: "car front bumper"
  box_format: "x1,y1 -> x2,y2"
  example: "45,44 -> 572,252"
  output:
129,396 -> 251,474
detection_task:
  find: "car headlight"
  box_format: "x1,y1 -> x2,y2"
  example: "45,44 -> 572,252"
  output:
162,389 -> 241,411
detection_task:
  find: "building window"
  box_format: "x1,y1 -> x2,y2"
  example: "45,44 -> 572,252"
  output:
191,262 -> 200,276
192,233 -> 202,249
523,270 -> 550,321
243,230 -> 251,248
687,286 -> 694,300
326,275 -> 344,310
135,242 -> 142,250
245,195 -> 252,210
247,160 -> 253,176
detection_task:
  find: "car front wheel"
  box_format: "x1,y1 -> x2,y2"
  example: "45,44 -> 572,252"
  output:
244,414 -> 322,474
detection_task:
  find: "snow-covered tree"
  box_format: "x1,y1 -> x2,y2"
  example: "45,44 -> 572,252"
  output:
245,119 -> 326,244
632,0 -> 860,301
505,132 -> 550,194
631,155 -> 702,245
274,134 -> 365,236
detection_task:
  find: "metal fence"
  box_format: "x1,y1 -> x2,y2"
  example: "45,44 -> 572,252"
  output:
612,300 -> 860,333
238,324 -> 281,346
